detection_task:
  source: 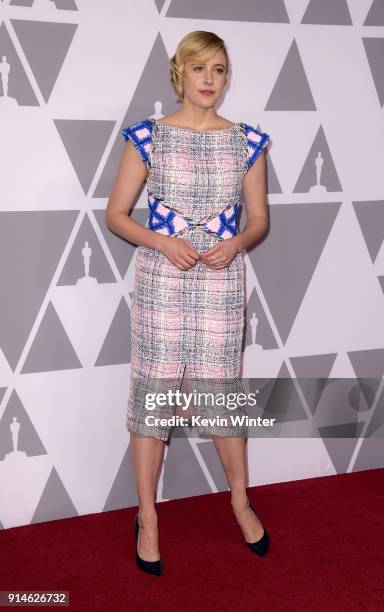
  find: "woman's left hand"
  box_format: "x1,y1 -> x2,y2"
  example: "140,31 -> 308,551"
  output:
200,239 -> 239,269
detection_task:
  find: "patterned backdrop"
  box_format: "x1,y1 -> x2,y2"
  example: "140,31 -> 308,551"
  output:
0,0 -> 383,530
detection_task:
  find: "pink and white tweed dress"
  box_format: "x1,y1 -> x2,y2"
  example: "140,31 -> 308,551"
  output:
121,117 -> 270,442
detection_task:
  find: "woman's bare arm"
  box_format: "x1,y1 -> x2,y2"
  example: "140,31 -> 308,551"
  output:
231,149 -> 269,252
105,140 -> 169,251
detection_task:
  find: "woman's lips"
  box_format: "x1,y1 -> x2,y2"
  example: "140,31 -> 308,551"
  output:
199,90 -> 214,96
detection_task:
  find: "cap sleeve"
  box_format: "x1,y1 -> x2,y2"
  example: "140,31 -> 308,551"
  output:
121,118 -> 154,169
241,122 -> 270,171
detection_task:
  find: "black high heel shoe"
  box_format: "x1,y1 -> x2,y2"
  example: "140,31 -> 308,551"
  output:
134,513 -> 163,576
245,502 -> 269,557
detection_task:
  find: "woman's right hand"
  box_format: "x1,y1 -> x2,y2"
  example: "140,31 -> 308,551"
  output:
159,236 -> 200,270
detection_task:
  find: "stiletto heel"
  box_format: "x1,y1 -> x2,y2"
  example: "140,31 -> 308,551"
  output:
134,513 -> 163,576
245,502 -> 269,557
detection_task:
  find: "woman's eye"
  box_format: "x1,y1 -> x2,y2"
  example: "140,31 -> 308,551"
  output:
193,66 -> 224,73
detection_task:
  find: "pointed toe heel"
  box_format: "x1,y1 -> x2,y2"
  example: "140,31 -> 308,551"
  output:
134,513 -> 163,576
245,502 -> 270,557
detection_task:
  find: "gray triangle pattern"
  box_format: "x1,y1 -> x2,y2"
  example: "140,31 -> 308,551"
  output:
9,0 -> 35,6
154,0 -> 167,13
242,287 -> 279,352
246,203 -> 340,344
290,353 -> 337,416
364,386 -> 384,438
95,297 -> 132,367
50,0 -> 78,10
57,214 -> 116,286
348,348 -> 384,401
21,301 -> 82,373
166,0 -> 290,22
354,378 -> 383,418
11,0 -> 78,8
0,211 -> 78,371
313,378 -> 375,451
195,441 -> 231,491
301,0 -> 353,25
11,19 -> 77,102
348,348 -> 384,381
363,0 -> 384,26
54,120 -> 115,195
104,447 -> 139,510
362,37 -> 384,107
266,39 -> 316,110
319,436 -> 361,473
353,438 -> 384,471
264,147 -> 282,194
31,467 -> 79,523
0,389 -> 48,459
0,22 -> 39,105
319,422 -> 365,439
162,431 -> 213,499
293,125 -> 342,193
353,200 -> 384,264
260,362 -> 309,425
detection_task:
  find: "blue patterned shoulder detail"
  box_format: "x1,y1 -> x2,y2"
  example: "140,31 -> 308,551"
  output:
240,122 -> 270,171
121,118 -> 155,169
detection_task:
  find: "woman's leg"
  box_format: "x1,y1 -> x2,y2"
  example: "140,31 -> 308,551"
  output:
212,436 -> 265,542
130,432 -> 166,561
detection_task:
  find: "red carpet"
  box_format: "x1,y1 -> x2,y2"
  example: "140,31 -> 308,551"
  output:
1,468 -> 383,611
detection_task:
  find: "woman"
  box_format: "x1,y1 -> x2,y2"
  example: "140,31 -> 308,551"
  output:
106,31 -> 271,576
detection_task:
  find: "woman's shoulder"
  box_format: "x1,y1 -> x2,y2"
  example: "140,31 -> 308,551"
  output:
239,122 -> 271,171
240,121 -> 270,140
121,118 -> 155,168
121,117 -> 154,141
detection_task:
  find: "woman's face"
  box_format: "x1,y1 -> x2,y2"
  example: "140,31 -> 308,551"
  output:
181,48 -> 228,107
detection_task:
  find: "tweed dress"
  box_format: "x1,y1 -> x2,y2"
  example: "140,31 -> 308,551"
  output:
121,117 -> 270,442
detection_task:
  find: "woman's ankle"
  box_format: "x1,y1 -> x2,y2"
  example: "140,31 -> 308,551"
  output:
230,496 -> 249,512
138,506 -> 158,524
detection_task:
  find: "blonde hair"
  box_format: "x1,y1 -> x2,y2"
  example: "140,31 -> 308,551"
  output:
170,31 -> 229,102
